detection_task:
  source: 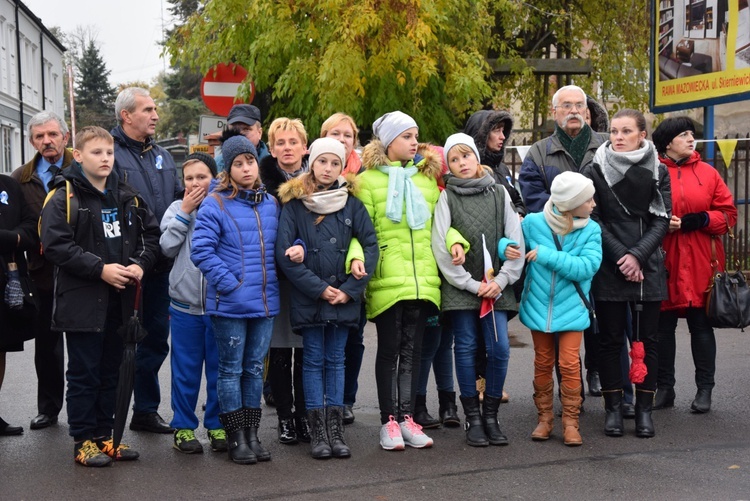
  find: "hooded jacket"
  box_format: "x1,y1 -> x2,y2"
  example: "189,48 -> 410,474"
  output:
190,184 -> 280,319
357,139 -> 442,319
275,174 -> 378,330
660,150 -> 737,311
39,164 -> 160,332
464,110 -> 526,216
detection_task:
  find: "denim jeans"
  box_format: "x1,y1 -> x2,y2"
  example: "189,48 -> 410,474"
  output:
449,310 -> 510,399
657,308 -> 716,390
65,294 -> 123,442
417,319 -> 455,395
169,307 -> 220,430
343,303 -> 367,406
134,270 -> 171,414
211,316 -> 274,413
301,323 -> 348,409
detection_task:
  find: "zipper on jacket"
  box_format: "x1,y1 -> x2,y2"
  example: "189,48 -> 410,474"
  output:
410,228 -> 419,298
546,271 -> 556,332
254,206 -> 270,317
677,166 -> 686,214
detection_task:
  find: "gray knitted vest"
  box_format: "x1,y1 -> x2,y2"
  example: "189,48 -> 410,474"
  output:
441,185 -> 518,313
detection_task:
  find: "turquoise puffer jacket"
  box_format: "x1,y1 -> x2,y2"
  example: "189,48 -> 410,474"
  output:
519,212 -> 602,333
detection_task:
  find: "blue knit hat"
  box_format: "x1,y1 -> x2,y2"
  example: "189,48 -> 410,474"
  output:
222,135 -> 258,169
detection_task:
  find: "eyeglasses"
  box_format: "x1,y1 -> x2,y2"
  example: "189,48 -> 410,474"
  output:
555,102 -> 586,111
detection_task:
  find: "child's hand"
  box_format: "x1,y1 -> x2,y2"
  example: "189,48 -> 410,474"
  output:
320,286 -> 339,301
617,253 -> 640,279
351,259 -> 367,279
125,264 -> 144,284
181,186 -> 206,214
101,263 -> 136,289
668,215 -> 681,233
329,289 -> 351,305
285,245 -> 305,263
505,244 -> 522,260
525,248 -> 538,262
477,281 -> 501,299
450,243 -> 465,265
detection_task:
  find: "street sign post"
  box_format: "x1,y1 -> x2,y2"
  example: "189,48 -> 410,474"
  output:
198,115 -> 226,144
200,63 -> 255,116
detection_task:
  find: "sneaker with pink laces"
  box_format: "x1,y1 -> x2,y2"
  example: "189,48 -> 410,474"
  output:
400,415 -> 433,448
379,415 -> 405,451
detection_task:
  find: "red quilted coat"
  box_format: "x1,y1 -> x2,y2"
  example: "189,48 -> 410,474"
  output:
660,150 -> 737,313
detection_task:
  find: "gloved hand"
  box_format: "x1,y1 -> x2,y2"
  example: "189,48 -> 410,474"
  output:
680,212 -> 708,232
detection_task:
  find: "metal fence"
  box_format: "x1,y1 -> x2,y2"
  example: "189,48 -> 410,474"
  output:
502,135 -> 750,270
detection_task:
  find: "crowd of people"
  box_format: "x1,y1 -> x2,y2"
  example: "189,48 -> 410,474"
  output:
0,84 -> 738,467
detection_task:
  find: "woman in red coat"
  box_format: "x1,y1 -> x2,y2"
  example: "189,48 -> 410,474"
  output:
651,117 -> 737,414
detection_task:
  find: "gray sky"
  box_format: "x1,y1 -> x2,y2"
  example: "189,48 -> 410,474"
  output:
24,0 -> 171,86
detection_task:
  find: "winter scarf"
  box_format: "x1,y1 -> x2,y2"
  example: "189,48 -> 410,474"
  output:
555,123 -> 592,169
376,164 -> 431,229
543,199 -> 591,235
593,140 -> 667,219
301,176 -> 349,215
444,170 -> 496,196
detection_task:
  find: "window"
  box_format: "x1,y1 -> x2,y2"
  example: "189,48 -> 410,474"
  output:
1,126 -> 13,174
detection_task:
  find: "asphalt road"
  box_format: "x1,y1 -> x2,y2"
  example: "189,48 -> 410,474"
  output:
1,317 -> 749,500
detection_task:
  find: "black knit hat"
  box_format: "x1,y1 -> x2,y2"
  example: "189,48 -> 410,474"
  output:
652,117 -> 696,156
184,152 -> 218,177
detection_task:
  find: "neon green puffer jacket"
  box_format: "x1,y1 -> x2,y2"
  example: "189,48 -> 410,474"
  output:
356,139 -> 442,319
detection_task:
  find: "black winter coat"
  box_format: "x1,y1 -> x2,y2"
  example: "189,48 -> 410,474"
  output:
39,165 -> 160,332
275,176 -> 378,330
580,161 -> 671,302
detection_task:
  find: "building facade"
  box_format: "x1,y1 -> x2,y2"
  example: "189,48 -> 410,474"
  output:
0,0 -> 65,174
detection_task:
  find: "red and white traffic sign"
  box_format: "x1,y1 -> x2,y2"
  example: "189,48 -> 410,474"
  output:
200,63 -> 255,117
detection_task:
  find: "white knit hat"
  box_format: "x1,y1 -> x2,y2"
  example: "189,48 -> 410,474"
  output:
372,111 -> 418,150
550,171 -> 595,212
443,133 -> 481,165
308,137 -> 346,168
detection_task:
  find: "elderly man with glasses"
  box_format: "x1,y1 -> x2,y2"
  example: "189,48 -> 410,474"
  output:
518,85 -> 605,214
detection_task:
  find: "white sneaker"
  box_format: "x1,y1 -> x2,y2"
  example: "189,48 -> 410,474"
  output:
400,415 -> 434,448
379,415 -> 405,451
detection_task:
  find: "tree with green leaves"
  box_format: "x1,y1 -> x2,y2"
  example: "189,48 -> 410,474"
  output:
75,40 -> 117,129
165,0 -> 649,140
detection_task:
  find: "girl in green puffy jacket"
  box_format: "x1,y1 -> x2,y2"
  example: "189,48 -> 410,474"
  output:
356,111 -> 442,451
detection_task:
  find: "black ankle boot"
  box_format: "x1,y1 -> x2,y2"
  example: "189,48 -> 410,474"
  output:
438,391 -> 461,427
307,408 -> 332,459
653,387 -> 675,410
413,394 -> 440,429
326,407 -> 351,458
690,388 -> 712,413
482,395 -> 509,446
602,390 -> 624,437
635,390 -> 655,438
277,417 -> 298,444
245,408 -> 271,461
295,414 -> 311,443
219,410 -> 256,464
459,395 -> 489,447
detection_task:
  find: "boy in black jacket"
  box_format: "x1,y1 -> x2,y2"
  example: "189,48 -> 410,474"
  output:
40,126 -> 160,467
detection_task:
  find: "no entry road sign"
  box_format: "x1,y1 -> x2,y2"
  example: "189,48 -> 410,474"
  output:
201,63 -> 255,116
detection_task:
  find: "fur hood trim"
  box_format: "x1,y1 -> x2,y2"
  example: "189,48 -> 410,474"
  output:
277,172 -> 359,204
360,139 -> 442,181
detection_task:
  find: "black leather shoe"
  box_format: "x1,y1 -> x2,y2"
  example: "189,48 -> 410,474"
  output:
295,415 -> 311,443
343,405 -> 355,425
30,414 -> 58,430
129,412 -> 174,433
0,417 -> 23,436
277,417 -> 298,444
653,387 -> 676,410
690,388 -> 712,413
587,371 -> 602,397
622,402 -> 636,419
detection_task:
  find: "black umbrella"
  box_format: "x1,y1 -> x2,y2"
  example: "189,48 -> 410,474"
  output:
113,278 -> 148,452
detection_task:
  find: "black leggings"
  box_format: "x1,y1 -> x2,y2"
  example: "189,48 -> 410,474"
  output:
373,300 -> 431,424
268,347 -> 305,419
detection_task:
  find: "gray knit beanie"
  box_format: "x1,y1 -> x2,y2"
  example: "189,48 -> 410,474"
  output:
372,111 -> 418,150
222,135 -> 258,169
550,171 -> 595,212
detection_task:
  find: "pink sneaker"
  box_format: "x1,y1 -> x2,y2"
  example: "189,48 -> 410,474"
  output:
379,415 -> 405,450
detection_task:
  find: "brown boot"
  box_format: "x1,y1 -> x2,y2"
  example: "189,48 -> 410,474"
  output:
531,381 -> 554,441
560,384 -> 583,446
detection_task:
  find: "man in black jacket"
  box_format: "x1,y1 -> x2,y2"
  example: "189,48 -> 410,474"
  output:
111,87 -> 182,434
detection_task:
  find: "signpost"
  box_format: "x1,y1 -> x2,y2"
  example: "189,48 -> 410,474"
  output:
200,63 -> 255,116
198,115 -> 226,144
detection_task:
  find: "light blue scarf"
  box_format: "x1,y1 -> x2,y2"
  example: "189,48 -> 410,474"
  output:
376,163 -> 431,229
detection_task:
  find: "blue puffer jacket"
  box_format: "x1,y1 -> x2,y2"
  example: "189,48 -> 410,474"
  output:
191,184 -> 280,318
519,212 -> 602,333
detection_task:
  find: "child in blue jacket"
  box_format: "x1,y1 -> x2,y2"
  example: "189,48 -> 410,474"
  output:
519,171 -> 602,447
